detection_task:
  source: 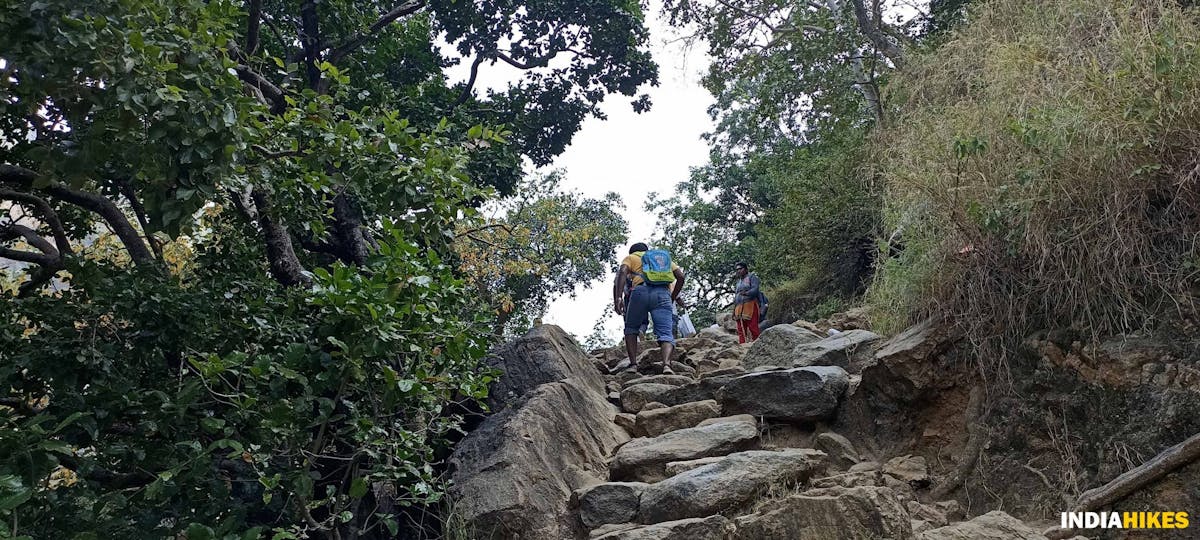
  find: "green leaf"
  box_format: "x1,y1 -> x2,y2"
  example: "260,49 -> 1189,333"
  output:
349,477 -> 368,498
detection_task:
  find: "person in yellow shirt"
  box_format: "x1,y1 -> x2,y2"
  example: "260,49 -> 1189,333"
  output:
613,242 -> 686,374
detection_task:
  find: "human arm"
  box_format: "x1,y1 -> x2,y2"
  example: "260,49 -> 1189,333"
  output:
614,264 -> 631,315
671,267 -> 686,302
744,273 -> 760,299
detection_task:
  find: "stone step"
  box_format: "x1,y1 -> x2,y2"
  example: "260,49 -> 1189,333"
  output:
636,449 -> 826,524
716,366 -> 849,422
589,515 -> 734,540
620,372 -> 743,413
587,449 -> 826,528
609,419 -> 759,482
733,485 -> 911,539
633,399 -> 721,437
621,374 -> 696,389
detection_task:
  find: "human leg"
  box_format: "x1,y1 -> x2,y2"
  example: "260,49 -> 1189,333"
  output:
746,302 -> 762,341
624,286 -> 651,361
647,286 -> 676,373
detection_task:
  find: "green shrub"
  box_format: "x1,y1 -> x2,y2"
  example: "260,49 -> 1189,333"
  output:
869,0 -> 1200,346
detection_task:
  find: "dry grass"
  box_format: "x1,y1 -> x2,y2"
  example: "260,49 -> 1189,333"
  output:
868,0 -> 1200,359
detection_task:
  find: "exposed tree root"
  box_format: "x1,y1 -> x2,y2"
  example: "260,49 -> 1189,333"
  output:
1044,431 -> 1200,539
931,385 -> 986,500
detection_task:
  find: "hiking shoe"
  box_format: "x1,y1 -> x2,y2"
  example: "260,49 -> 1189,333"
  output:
660,364 -> 674,375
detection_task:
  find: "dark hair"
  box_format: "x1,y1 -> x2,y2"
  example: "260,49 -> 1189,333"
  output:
629,242 -> 649,254
735,261 -> 748,270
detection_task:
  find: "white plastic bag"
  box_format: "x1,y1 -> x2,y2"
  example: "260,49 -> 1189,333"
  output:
677,313 -> 697,337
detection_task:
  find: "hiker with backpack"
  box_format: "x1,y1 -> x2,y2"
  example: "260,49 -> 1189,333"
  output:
733,261 -> 764,343
614,243 -> 686,374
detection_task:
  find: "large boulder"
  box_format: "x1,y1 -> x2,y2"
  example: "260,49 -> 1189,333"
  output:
485,325 -> 605,410
592,515 -> 735,540
790,330 -> 883,370
717,366 -> 850,422
733,485 -> 911,539
745,325 -> 823,369
575,482 -> 648,529
637,449 -> 827,524
917,511 -> 1044,540
861,319 -> 960,402
743,328 -> 882,371
449,379 -> 628,539
610,419 -> 759,482
634,400 -> 722,437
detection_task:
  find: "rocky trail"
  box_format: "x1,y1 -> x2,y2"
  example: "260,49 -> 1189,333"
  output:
447,312 -> 1200,539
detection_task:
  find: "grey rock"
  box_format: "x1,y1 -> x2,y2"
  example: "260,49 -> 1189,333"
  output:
917,511 -> 1044,540
906,500 -> 949,529
734,485 -> 911,539
717,366 -> 850,422
663,456 -> 726,476
621,384 -> 678,413
642,402 -> 668,411
614,413 -> 638,435
864,319 -> 961,402
634,400 -> 722,437
593,515 -> 734,540
610,420 -> 759,482
697,414 -> 757,428
484,325 -> 606,410
883,455 -> 930,488
744,325 -> 823,369
450,379 -> 628,540
637,449 -> 827,524
815,432 -> 860,468
790,329 -> 883,370
622,374 -> 694,389
699,366 -> 746,379
575,482 -> 648,529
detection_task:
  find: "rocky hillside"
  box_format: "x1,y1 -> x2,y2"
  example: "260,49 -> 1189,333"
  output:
447,315 -> 1200,539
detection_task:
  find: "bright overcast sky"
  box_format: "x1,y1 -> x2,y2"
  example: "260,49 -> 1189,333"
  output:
447,2 -> 716,343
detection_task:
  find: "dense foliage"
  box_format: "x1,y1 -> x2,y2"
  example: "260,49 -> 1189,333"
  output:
870,0 -> 1200,343
650,0 -> 934,322
455,172 -> 628,337
0,0 -> 657,537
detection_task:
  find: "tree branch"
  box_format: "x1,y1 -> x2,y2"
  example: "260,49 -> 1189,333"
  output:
116,180 -> 162,260
848,0 -> 905,67
235,65 -> 285,112
326,1 -> 427,65
245,0 -> 263,55
452,55 -> 486,109
299,0 -> 323,90
495,50 -> 556,70
0,188 -> 72,257
250,188 -> 312,287
0,224 -> 57,260
0,164 -> 154,265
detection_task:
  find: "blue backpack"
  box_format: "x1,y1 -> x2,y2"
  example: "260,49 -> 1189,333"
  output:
639,249 -> 675,285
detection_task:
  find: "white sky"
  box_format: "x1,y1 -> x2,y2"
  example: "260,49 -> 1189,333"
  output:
447,2 -> 715,343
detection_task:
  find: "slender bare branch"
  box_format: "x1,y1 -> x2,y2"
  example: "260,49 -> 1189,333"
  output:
452,55 -> 486,109
326,1 -> 427,65
116,180 -> 162,260
495,50 -> 556,70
